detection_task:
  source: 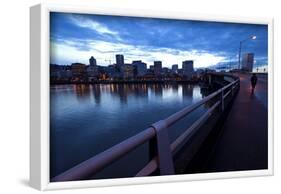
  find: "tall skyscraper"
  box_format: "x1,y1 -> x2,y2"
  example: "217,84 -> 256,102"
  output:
182,60 -> 194,76
116,54 -> 124,67
89,56 -> 97,66
154,61 -> 162,75
242,53 -> 254,72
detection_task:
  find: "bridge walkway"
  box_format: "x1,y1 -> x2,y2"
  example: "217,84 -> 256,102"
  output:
205,73 -> 268,172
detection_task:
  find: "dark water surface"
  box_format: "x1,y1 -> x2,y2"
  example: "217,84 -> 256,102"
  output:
50,83 -> 208,179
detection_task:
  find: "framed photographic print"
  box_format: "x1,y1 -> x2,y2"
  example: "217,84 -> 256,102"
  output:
30,3 -> 274,190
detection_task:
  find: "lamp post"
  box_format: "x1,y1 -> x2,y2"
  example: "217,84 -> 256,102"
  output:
238,35 -> 256,70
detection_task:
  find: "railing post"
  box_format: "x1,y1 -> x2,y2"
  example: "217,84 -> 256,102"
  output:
149,120 -> 175,175
221,89 -> 224,111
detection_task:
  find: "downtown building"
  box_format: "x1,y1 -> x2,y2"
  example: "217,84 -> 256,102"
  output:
172,64 -> 178,73
87,56 -> 99,81
71,63 -> 87,82
50,64 -> 72,83
132,60 -> 147,76
71,63 -> 86,76
242,53 -> 254,72
122,64 -> 135,79
115,54 -> 125,79
116,54 -> 124,71
89,56 -> 97,66
182,60 -> 194,77
154,61 -> 162,76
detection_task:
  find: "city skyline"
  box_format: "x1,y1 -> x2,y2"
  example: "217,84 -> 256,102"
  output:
50,12 -> 268,68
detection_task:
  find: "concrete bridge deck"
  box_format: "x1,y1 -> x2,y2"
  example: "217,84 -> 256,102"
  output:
205,73 -> 268,172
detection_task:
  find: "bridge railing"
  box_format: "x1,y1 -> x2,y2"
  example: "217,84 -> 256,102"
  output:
51,75 -> 240,182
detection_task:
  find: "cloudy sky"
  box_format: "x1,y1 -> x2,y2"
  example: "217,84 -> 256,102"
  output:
50,12 -> 268,68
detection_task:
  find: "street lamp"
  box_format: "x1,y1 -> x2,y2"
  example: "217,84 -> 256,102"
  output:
238,35 -> 256,70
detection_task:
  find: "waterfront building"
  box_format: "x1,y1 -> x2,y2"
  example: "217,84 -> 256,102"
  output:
89,56 -> 97,66
86,65 -> 99,81
172,64 -> 178,73
182,60 -> 194,77
178,69 -> 183,74
50,64 -> 72,82
147,66 -> 154,75
59,66 -> 72,79
106,65 -> 120,80
132,60 -> 147,76
87,56 -> 98,78
116,54 -> 124,69
154,61 -> 162,76
71,63 -> 86,75
162,67 -> 169,75
122,64 -> 135,79
242,53 -> 254,72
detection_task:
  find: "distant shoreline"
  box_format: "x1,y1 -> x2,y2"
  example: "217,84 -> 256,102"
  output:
50,80 -> 200,85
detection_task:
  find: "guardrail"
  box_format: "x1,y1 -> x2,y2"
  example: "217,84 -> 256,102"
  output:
51,74 -> 240,182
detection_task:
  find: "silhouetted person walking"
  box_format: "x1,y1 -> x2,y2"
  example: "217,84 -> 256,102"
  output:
251,73 -> 258,93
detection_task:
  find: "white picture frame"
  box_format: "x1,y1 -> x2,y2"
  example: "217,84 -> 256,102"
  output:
30,3 -> 274,191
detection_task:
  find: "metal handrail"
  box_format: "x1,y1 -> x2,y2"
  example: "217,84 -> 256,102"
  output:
136,100 -> 222,176
51,74 -> 240,182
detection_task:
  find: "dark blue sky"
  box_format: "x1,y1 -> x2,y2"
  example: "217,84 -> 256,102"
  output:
50,12 -> 268,68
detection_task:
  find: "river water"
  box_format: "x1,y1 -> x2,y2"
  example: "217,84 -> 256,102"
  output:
50,83 -> 208,180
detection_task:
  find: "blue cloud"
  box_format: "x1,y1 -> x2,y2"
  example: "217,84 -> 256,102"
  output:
50,12 -> 268,67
